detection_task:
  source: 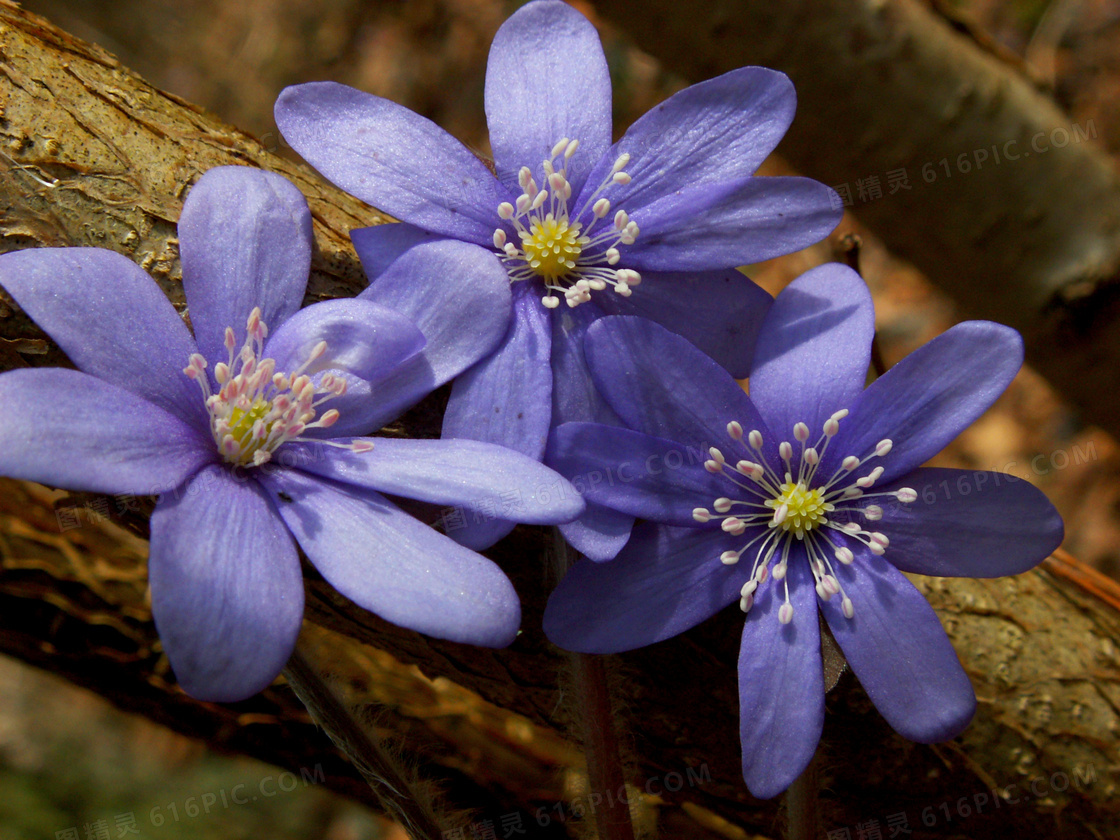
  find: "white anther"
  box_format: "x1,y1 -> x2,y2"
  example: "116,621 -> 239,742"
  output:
748,430 -> 764,450
823,418 -> 840,437
875,439 -> 893,457
605,247 -> 620,265
727,421 -> 744,440
841,456 -> 861,471
772,504 -> 788,526
863,505 -> 883,521
772,561 -> 787,581
564,138 -> 579,158
779,441 -> 793,461
713,497 -> 733,513
896,487 -> 917,503
612,171 -> 631,185
493,229 -> 507,249
721,550 -> 740,565
778,602 -> 794,624
804,448 -> 819,466
841,597 -> 855,619
870,532 -> 889,548
593,198 -> 611,218
741,580 -> 758,597
740,594 -> 754,613
709,447 -> 725,465
498,202 -> 515,220
542,296 -> 561,309
692,507 -> 712,523
794,422 -> 810,442
551,137 -> 569,159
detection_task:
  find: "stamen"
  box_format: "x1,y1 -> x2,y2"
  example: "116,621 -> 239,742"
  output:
494,138 -> 640,308
184,311 -> 372,468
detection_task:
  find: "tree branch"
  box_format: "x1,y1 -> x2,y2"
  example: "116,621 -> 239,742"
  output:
0,3 -> 1118,837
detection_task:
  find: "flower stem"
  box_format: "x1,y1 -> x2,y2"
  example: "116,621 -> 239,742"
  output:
554,532 -> 636,840
785,751 -> 821,840
283,641 -> 444,840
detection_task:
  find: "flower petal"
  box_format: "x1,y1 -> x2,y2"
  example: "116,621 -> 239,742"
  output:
546,422 -> 722,527
284,437 -> 584,525
351,239 -> 513,431
443,282 -> 552,459
544,522 -> 745,653
821,547 -> 977,742
264,298 -> 425,382
259,468 -> 521,647
557,502 -> 635,562
275,82 -> 510,246
439,283 -> 553,550
584,67 -> 796,212
748,263 -> 874,441
739,553 -> 824,799
625,177 -> 842,271
149,465 -> 303,702
0,369 -> 214,494
823,322 -> 1023,483
594,269 -> 773,379
179,167 -> 312,365
484,0 -> 611,197
550,301 -> 621,426
875,468 -> 1063,577
0,247 -> 203,423
350,222 -> 441,282
584,316 -> 771,454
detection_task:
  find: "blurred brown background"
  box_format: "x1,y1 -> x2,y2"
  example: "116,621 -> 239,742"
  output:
4,0 -> 1120,837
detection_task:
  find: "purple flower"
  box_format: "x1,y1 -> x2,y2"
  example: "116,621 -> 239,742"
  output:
543,264 -> 1064,798
0,166 -> 583,703
274,0 -> 841,558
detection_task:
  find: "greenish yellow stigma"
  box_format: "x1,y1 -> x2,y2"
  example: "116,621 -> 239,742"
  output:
766,481 -> 833,539
520,214 -> 583,281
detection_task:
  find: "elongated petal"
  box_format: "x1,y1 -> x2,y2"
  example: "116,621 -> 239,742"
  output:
594,269 -> 773,379
557,502 -> 635,562
544,522 -> 745,653
874,468 -> 1063,577
823,322 -> 1023,483
550,301 -> 620,426
260,468 -> 520,647
439,283 -> 552,550
583,67 -> 795,212
821,547 -> 977,742
625,177 -> 842,271
749,263 -> 874,441
264,298 -> 425,382
276,82 -> 510,246
179,167 -> 312,364
739,554 -> 824,799
149,465 -> 303,702
485,0 -> 611,197
0,369 -> 214,494
584,316 -> 771,457
350,223 -> 440,282
285,437 -> 583,525
347,240 -> 512,432
0,247 -> 203,423
547,423 -> 722,527
444,282 -> 553,459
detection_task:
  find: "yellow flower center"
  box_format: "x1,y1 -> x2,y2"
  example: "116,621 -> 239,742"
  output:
767,481 -> 832,538
520,214 -> 583,281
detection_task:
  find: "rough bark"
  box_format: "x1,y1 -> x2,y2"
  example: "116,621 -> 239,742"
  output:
0,3 -> 1118,838
591,0 -> 1120,442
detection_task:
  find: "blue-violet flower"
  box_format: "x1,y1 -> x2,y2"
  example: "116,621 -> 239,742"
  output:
543,263 -> 1064,798
273,0 -> 841,557
0,166 -> 583,703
